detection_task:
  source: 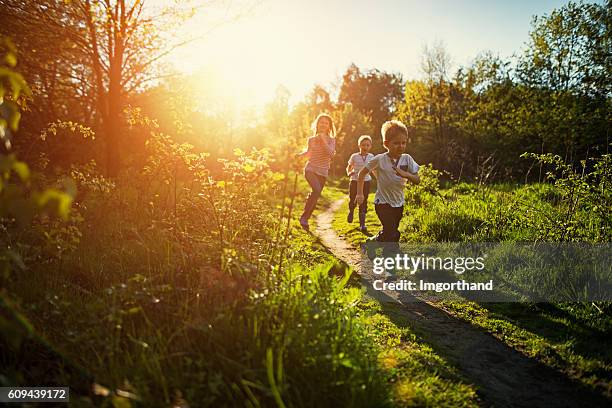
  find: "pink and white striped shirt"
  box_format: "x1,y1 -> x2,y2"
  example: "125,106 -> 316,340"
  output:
303,135 -> 336,177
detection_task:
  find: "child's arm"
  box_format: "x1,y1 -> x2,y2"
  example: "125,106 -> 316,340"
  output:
355,167 -> 370,204
346,163 -> 354,177
318,136 -> 335,157
295,138 -> 312,158
346,155 -> 354,177
394,167 -> 420,184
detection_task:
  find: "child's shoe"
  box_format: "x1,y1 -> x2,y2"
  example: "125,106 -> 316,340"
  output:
358,212 -> 367,233
299,217 -> 309,231
347,209 -> 354,223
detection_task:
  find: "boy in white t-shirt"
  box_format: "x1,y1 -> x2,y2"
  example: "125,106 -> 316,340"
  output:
355,120 -> 420,254
346,135 -> 374,232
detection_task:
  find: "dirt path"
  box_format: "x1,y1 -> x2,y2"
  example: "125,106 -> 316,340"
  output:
315,198 -> 609,408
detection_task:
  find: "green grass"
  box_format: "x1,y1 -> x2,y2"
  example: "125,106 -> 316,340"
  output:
329,180 -> 612,399
283,183 -> 480,406
2,172 -> 480,407
438,301 -> 612,396
360,301 -> 479,407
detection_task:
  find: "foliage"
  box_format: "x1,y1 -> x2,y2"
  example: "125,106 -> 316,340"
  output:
332,169 -> 612,398
520,151 -> 611,242
395,1 -> 609,180
0,37 -> 74,280
332,103 -> 374,176
398,150 -> 611,243
339,63 -> 404,134
404,163 -> 444,206
2,1 -> 611,405
0,35 -> 30,150
517,0 -> 611,96
1,37 -> 80,396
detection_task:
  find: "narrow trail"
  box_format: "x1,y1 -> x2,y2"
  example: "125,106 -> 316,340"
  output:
314,198 -> 609,408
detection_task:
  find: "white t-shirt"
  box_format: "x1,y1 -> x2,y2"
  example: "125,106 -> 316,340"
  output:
348,152 -> 374,181
365,153 -> 420,207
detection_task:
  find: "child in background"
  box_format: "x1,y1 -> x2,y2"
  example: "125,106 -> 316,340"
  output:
355,120 -> 419,255
346,135 -> 374,232
296,113 -> 336,231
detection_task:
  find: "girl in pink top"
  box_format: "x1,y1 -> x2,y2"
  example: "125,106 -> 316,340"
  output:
296,113 -> 336,231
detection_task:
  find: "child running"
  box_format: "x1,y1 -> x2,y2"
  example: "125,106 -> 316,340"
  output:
346,135 -> 374,232
296,113 -> 336,231
355,120 -> 420,256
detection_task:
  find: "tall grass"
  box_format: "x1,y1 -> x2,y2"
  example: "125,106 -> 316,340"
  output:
2,124 -> 399,406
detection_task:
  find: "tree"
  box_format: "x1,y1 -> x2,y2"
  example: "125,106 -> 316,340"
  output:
517,1 -> 611,96
0,1 -> 97,160
0,0 -> 214,176
397,43 -> 467,174
332,103 -> 373,175
338,63 -> 404,134
80,0 -> 202,176
516,1 -> 610,165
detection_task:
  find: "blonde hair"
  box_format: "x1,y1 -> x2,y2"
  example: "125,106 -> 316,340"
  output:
381,120 -> 408,142
311,113 -> 336,138
357,135 -> 372,145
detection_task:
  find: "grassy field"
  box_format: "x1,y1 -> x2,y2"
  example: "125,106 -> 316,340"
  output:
330,178 -> 612,399
2,146 -> 609,405
3,167 -> 481,407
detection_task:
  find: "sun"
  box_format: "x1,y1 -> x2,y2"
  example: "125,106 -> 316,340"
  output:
168,1 -> 328,114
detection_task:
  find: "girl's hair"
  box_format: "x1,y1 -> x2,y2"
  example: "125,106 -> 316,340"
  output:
311,113 -> 336,138
357,135 -> 372,145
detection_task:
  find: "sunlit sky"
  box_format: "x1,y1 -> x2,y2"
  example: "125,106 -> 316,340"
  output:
171,0 -> 574,111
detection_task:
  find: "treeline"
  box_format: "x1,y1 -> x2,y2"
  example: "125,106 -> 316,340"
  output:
310,1 -> 610,181
0,1 -> 609,182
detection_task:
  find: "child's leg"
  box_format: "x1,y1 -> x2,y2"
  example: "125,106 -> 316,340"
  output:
347,180 -> 357,222
358,181 -> 370,228
301,171 -> 327,222
373,204 -> 389,241
387,205 -> 403,242
374,204 -> 403,241
348,180 -> 357,212
382,205 -> 403,256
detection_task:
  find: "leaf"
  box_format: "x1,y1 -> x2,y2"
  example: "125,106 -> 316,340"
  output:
4,52 -> 16,68
36,189 -> 73,219
111,395 -> 132,408
266,348 -> 286,408
11,160 -> 29,181
127,307 -> 142,315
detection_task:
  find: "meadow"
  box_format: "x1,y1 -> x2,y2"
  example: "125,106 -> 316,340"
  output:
3,145 -> 482,406
331,155 -> 611,399
1,1 -> 610,406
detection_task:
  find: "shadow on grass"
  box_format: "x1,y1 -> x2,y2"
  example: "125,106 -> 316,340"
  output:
478,302 -> 612,362
378,293 -> 612,408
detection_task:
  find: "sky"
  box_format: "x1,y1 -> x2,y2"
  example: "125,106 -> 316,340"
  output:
170,0 -> 574,111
